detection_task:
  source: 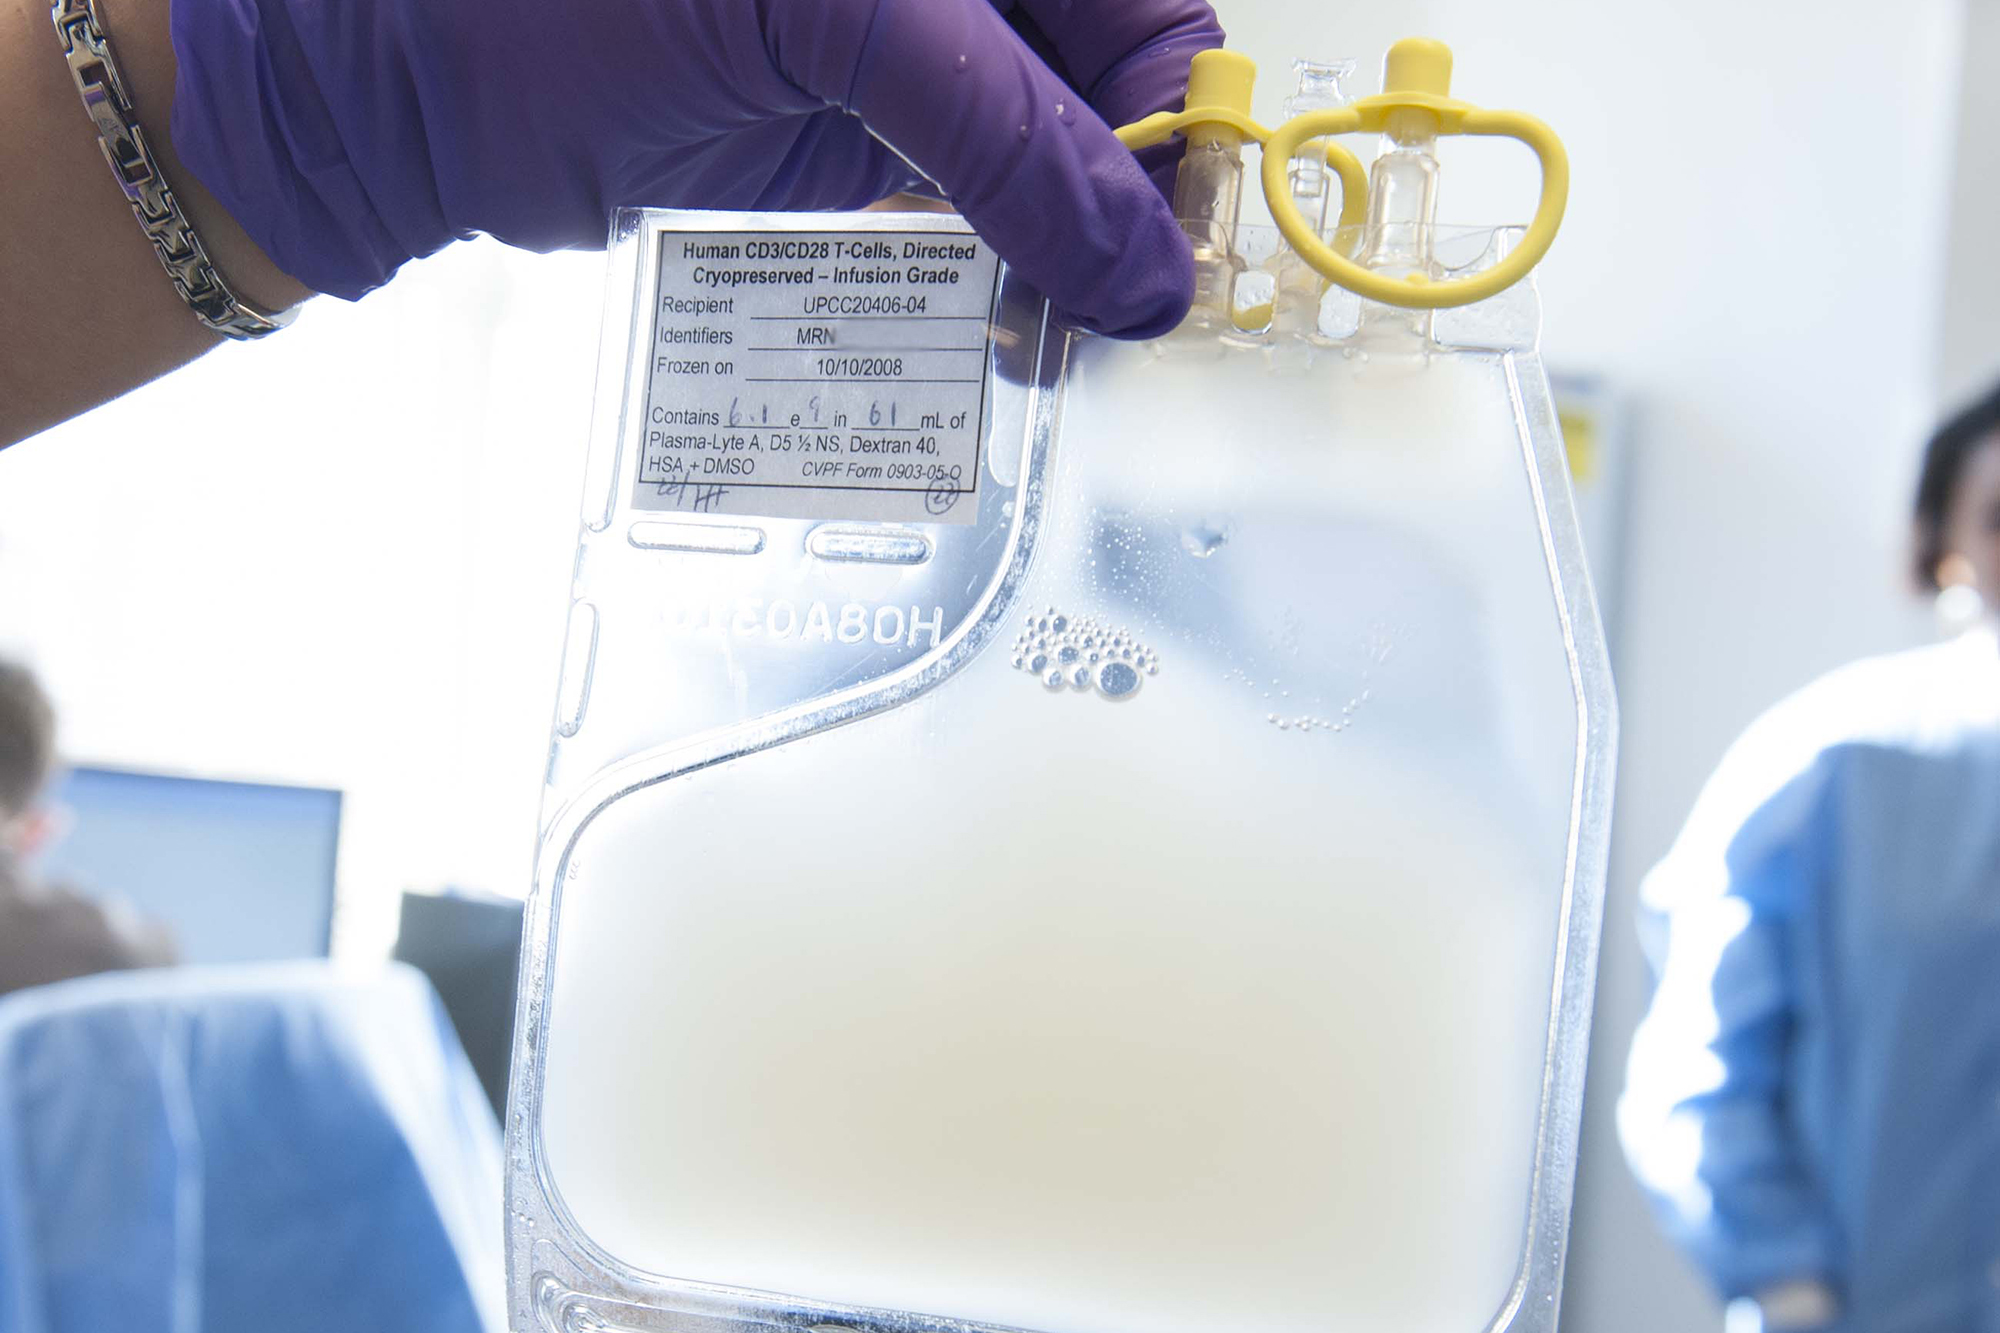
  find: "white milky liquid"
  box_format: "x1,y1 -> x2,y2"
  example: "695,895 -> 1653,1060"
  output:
539,347 -> 1575,1333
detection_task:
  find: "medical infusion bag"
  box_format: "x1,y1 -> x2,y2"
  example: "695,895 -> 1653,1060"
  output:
506,38 -> 1614,1333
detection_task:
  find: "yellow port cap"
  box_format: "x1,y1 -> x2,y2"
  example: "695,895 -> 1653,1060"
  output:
1383,37 -> 1453,98
1183,49 -> 1257,146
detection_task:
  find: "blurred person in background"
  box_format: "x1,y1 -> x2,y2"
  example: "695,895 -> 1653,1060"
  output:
1621,381 -> 2000,1333
0,659 -> 174,997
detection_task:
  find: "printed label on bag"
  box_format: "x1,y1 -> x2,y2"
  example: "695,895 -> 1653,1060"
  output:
633,228 -> 1000,525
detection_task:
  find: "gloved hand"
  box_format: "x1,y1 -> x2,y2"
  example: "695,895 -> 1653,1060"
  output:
168,0 -> 1224,338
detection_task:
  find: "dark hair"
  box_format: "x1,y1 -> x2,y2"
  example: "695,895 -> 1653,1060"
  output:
1913,380 -> 2000,591
0,661 -> 56,819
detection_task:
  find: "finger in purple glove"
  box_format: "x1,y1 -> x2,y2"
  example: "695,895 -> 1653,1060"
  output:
765,0 -> 1224,337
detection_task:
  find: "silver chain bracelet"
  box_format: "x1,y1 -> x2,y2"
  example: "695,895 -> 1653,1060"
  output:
51,0 -> 296,340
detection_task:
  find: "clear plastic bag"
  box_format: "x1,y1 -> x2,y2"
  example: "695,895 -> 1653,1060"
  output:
507,41 -> 1613,1333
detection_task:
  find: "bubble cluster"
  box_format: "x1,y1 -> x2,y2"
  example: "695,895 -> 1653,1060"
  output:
1010,607 -> 1158,701
1267,713 -> 1349,734
1264,689 -> 1368,736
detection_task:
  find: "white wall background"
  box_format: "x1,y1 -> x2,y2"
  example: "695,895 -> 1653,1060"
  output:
0,2 -> 1980,1329
0,243 -> 604,957
1939,0 -> 2000,406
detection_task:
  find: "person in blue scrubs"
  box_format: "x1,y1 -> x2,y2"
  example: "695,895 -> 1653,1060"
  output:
1621,381 -> 2000,1332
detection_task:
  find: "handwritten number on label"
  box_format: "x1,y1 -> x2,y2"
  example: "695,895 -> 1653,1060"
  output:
659,476 -> 731,513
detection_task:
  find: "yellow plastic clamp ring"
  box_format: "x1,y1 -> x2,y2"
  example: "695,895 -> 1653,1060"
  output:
1260,104 -> 1569,309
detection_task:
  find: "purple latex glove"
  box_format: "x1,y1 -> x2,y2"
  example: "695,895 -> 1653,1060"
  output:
168,0 -> 1224,338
